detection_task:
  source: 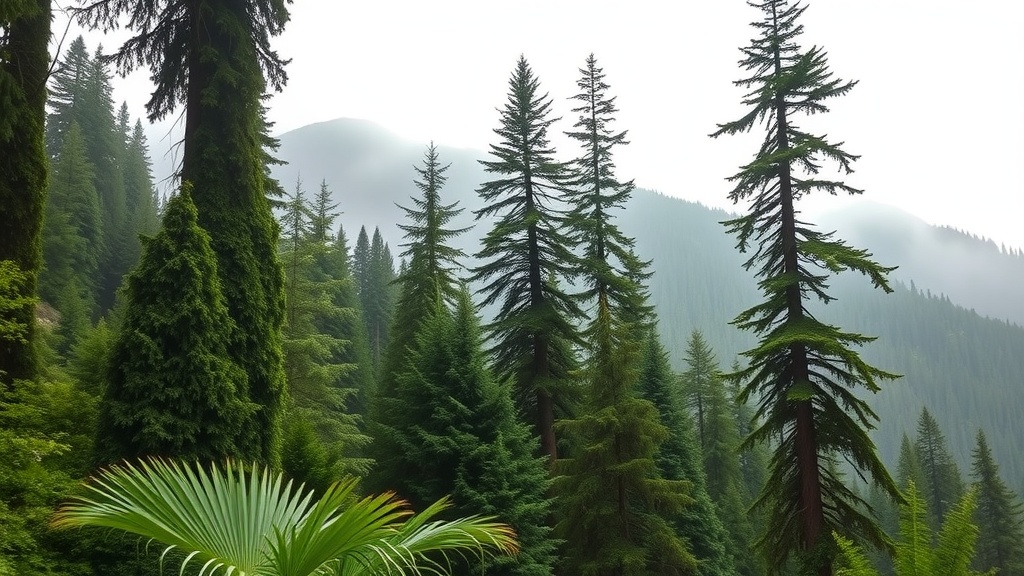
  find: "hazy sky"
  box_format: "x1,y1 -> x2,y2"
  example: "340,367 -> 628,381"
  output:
57,1 -> 1024,249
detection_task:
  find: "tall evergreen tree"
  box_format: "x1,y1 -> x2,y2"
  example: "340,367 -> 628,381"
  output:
379,289 -> 556,576
0,0 -> 50,384
472,56 -> 581,461
80,0 -> 290,463
895,433 -> 924,491
363,228 -> 395,368
96,184 -> 255,464
915,407 -> 964,532
353,225 -> 371,302
120,118 -> 160,267
681,330 -> 721,451
555,299 -> 697,576
564,53 -> 652,329
711,2 -> 900,572
636,330 -> 737,576
970,429 -> 1024,575
369,144 -> 469,492
277,179 -> 370,484
39,121 -> 102,333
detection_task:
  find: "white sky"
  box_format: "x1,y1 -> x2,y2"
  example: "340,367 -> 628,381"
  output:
54,1 -> 1024,250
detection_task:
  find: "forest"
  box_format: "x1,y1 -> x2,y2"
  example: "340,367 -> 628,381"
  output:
1,1 -> 1022,576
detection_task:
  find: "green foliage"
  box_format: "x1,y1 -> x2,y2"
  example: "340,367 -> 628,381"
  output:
278,178 -> 371,482
472,56 -> 581,460
53,459 -> 519,576
370,144 -> 470,494
914,408 -> 964,532
564,53 -> 652,330
0,261 -> 35,351
555,300 -> 697,576
636,331 -> 738,576
376,289 -> 556,576
0,377 -> 93,576
835,482 -> 992,576
970,430 -> 1024,575
355,227 -> 396,371
96,184 -> 256,463
711,2 -> 900,571
0,0 -> 50,383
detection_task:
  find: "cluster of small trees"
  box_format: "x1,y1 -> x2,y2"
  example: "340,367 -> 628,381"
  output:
2,1 -> 1024,576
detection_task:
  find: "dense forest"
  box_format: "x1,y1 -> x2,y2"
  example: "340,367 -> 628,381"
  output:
2,1 -> 1022,576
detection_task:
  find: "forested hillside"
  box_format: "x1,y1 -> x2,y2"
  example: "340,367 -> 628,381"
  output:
273,118 -> 1024,495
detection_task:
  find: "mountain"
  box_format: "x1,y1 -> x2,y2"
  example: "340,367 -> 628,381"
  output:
271,117 -> 1024,494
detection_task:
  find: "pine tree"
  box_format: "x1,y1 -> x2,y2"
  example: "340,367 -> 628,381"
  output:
473,56 -> 581,461
915,407 -> 964,532
681,330 -> 721,452
379,289 -> 556,576
96,184 -> 255,463
363,228 -> 395,368
970,429 -> 1024,575
44,36 -> 92,156
711,2 -> 900,572
120,118 -> 160,266
636,330 -> 737,576
564,53 -> 652,330
353,225 -> 371,303
80,0 -> 290,463
555,299 -> 697,576
0,0 -> 50,383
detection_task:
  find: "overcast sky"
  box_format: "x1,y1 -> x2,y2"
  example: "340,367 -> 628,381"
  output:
56,1 -> 1024,250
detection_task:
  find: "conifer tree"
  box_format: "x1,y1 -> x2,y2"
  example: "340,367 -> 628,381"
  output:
353,225 -> 372,302
0,0 -> 50,383
120,118 -> 160,266
896,433 -> 924,491
278,179 -> 370,483
363,228 -> 395,368
711,2 -> 900,572
369,144 -> 469,492
379,289 -> 556,576
39,121 -> 102,330
555,299 -> 697,576
915,407 -> 964,532
681,330 -> 721,451
473,56 -> 581,460
564,53 -> 652,329
80,0 -> 290,463
637,331 -> 737,576
96,184 -> 255,463
970,429 -> 1024,575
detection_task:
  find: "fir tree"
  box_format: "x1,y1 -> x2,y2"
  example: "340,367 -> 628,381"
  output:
555,299 -> 697,576
970,429 -> 1024,575
80,0 -> 290,464
915,407 -> 964,532
120,118 -> 160,267
711,2 -> 900,572
364,228 -> 395,368
370,144 -> 469,493
564,53 -> 652,330
636,330 -> 737,576
379,289 -> 556,576
278,179 -> 370,482
896,433 -> 924,491
96,184 -> 255,463
40,121 -> 102,324
681,330 -> 721,451
472,56 -> 581,461
0,0 -> 50,383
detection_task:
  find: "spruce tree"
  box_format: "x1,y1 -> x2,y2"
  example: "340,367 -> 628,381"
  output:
473,56 -> 581,461
0,0 -> 50,384
96,184 -> 255,463
120,118 -> 160,267
380,289 -> 556,576
278,179 -> 370,483
370,144 -> 469,493
896,433 -> 924,491
555,299 -> 697,576
637,331 -> 737,576
970,429 -> 1024,575
564,53 -> 652,329
681,330 -> 720,451
80,0 -> 290,463
40,121 -> 102,323
711,2 -> 900,572
915,407 -> 965,532
363,228 -> 395,368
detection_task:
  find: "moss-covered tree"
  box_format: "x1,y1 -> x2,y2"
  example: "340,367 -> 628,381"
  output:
0,0 -> 50,384
711,2 -> 900,572
80,0 -> 290,463
96,185 -> 255,463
